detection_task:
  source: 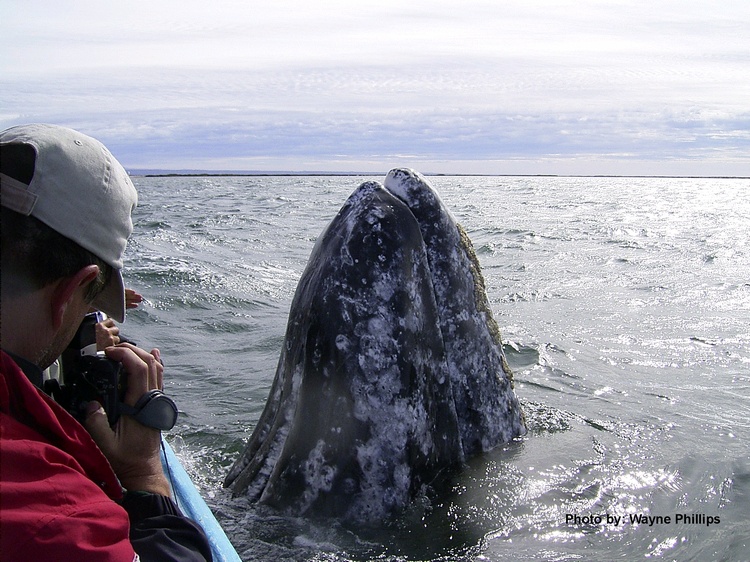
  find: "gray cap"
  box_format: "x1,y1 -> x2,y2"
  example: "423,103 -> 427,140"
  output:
0,123 -> 138,322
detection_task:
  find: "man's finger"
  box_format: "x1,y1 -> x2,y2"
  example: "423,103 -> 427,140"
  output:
103,344 -> 164,404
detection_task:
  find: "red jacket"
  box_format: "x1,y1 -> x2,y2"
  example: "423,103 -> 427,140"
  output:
0,350 -> 137,561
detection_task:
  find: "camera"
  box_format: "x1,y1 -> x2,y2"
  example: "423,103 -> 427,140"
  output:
47,311 -> 178,431
46,311 -> 127,427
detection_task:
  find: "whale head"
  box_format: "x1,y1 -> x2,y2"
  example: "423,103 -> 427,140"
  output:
225,169 -> 525,525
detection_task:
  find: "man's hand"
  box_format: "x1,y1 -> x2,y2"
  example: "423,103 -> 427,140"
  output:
84,343 -> 171,497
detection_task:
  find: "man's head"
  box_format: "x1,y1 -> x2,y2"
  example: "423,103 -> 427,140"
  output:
1,124 -> 137,366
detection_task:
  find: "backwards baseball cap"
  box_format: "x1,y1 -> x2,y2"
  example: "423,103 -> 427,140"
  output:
0,123 -> 138,322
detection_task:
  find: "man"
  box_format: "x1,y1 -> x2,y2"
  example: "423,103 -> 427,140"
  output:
0,124 -> 212,561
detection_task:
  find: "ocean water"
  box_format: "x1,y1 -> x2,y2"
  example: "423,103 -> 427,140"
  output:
122,174 -> 750,561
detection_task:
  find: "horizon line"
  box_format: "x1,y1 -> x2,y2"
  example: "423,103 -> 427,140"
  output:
130,170 -> 750,180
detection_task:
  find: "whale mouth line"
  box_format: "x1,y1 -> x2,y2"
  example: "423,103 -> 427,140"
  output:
225,168 -> 525,525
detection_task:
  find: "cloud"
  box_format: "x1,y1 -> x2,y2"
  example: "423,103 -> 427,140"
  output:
1,0 -> 749,174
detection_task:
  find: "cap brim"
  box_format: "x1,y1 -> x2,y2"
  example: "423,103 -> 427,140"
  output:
91,269 -> 126,323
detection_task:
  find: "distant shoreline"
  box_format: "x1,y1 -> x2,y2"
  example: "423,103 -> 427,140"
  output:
133,172 -> 750,180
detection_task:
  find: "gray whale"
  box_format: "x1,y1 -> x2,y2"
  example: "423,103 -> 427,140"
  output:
224,169 -> 525,524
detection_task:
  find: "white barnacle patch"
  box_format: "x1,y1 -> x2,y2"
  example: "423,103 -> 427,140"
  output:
393,463 -> 411,497
368,207 -> 387,225
355,316 -> 398,375
348,394 -> 420,522
256,420 -> 291,502
299,439 -> 337,511
371,272 -> 396,304
406,400 -> 434,457
288,363 -> 304,406
339,242 -> 354,266
353,443 -> 408,523
455,307 -> 470,323
335,334 -> 350,352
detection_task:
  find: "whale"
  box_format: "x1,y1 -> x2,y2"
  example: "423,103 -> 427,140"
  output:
224,168 -> 525,525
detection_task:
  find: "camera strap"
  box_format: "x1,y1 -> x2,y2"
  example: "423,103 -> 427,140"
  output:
119,390 -> 179,431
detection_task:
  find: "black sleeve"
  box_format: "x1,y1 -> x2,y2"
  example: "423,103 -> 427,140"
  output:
121,491 -> 213,562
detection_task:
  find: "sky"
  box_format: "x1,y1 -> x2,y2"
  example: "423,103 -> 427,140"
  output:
1,0 -> 749,176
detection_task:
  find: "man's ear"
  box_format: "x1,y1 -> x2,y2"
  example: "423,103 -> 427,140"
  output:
50,265 -> 100,330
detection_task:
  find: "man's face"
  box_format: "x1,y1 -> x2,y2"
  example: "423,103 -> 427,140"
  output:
35,291 -> 92,370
